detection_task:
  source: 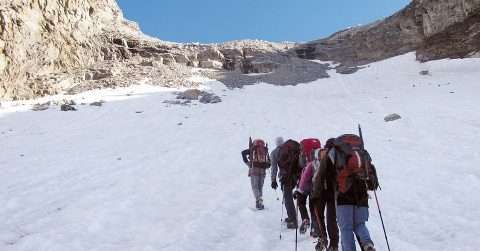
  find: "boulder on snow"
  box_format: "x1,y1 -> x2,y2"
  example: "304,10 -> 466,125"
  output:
199,93 -> 222,104
176,89 -> 204,100
90,100 -> 105,106
176,89 -> 221,104
32,102 -> 51,111
61,104 -> 77,111
336,65 -> 360,74
384,113 -> 402,122
419,70 -> 430,76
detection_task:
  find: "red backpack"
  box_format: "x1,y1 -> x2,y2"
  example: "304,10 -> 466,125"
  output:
333,134 -> 379,193
249,138 -> 270,168
300,138 -> 322,163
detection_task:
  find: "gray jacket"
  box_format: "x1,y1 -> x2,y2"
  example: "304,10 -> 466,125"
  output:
270,146 -> 284,182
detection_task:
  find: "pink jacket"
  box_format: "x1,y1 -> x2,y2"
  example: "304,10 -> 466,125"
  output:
298,161 -> 315,194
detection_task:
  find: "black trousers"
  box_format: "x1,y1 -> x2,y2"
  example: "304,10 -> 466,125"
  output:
282,184 -> 297,222
297,194 -> 319,231
313,196 -> 339,248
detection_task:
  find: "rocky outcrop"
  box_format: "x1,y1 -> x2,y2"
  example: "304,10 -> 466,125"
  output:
416,0 -> 480,61
296,0 -> 480,65
418,0 -> 480,37
296,3 -> 423,66
0,0 -> 141,100
1,0 -> 480,101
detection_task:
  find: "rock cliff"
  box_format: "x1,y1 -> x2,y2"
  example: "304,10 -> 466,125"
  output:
1,0 -> 479,101
296,0 -> 480,64
0,0 -> 141,99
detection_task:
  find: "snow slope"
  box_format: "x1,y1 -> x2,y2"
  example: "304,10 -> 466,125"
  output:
1,53 -> 479,251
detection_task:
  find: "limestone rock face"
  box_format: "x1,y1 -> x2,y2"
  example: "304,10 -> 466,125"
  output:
0,0 -> 139,100
296,3 -> 423,66
416,0 -> 480,61
418,0 -> 480,38
296,0 -> 480,65
1,0 -> 480,101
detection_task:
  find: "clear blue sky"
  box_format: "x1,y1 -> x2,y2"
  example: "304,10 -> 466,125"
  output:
116,0 -> 411,43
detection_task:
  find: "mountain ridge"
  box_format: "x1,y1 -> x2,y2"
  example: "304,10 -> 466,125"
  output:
1,0 -> 479,101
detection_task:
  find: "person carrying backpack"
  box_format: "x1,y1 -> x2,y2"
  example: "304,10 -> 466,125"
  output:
271,138 -> 301,228
311,138 -> 339,251
241,138 -> 271,210
328,134 -> 379,251
294,138 -> 322,236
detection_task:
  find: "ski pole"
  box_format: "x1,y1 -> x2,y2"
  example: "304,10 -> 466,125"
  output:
374,190 -> 391,251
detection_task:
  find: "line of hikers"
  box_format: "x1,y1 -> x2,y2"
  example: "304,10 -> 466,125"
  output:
241,134 -> 380,251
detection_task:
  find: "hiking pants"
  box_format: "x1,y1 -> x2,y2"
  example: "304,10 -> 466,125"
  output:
298,193 -> 309,221
282,184 -> 297,222
336,205 -> 373,251
250,174 -> 265,201
308,196 -> 319,232
298,194 -> 319,230
314,197 -> 339,248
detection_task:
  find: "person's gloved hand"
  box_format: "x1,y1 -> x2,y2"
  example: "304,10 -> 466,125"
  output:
293,190 -> 302,200
271,180 -> 278,190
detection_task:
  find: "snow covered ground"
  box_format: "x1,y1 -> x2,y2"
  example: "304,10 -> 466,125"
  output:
1,53 -> 479,251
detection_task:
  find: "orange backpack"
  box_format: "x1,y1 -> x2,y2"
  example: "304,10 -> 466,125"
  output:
249,138 -> 270,169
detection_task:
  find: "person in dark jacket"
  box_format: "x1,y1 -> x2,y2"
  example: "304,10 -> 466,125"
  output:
311,139 -> 339,251
242,140 -> 271,210
326,139 -> 376,251
271,137 -> 298,229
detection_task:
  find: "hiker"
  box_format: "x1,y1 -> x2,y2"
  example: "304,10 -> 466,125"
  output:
241,138 -> 271,210
294,138 -> 322,236
271,138 -> 301,229
311,138 -> 339,251
327,134 -> 379,251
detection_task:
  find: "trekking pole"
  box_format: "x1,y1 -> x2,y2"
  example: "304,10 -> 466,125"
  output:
280,189 -> 284,240
358,124 -> 391,251
374,190 -> 391,251
295,200 -> 299,251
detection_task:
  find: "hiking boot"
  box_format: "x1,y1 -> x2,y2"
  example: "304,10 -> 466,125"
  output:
255,199 -> 264,210
315,237 -> 327,251
299,219 -> 310,234
310,228 -> 319,238
286,221 -> 298,229
327,246 -> 338,251
362,243 -> 376,251
284,217 -> 293,223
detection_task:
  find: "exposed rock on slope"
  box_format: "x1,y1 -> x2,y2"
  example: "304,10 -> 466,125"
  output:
1,0 -> 480,101
417,0 -> 480,61
296,0 -> 480,65
0,0 -> 327,101
0,0 -> 140,99
295,3 -> 423,66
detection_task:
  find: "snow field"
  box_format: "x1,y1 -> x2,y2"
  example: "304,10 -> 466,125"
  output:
1,53 -> 479,251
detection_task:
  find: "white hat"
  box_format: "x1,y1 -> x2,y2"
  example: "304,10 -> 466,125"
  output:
275,137 -> 284,147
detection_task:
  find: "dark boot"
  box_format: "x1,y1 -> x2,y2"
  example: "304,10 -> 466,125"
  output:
310,228 -> 319,238
315,237 -> 327,251
327,245 -> 338,251
286,221 -> 298,229
363,243 -> 376,251
255,199 -> 264,210
299,219 -> 310,234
